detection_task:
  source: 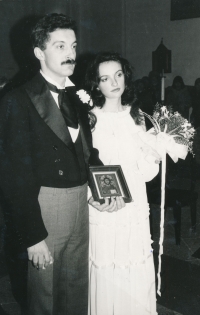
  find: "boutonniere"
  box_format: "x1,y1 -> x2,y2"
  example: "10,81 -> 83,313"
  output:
76,89 -> 93,107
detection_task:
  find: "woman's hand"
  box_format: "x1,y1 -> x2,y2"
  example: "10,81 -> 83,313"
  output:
89,196 -> 125,212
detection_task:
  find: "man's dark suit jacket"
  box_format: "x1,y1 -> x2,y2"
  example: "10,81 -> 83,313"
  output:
0,73 -> 93,249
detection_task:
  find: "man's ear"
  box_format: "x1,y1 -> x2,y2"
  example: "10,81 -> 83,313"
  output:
34,47 -> 45,61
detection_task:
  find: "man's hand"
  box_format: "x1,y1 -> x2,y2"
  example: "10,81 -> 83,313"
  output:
27,240 -> 53,270
89,196 -> 125,213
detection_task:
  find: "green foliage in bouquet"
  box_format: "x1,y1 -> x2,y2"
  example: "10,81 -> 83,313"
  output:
143,103 -> 195,154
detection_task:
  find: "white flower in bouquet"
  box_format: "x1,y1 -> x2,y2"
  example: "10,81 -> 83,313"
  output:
160,106 -> 169,118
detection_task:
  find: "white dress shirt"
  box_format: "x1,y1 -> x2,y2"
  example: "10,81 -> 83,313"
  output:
40,70 -> 79,142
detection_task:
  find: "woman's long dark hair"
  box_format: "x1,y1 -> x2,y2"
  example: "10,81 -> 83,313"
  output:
85,52 -> 142,129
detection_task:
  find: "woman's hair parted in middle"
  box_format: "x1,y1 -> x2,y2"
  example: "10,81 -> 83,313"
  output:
85,51 -> 142,129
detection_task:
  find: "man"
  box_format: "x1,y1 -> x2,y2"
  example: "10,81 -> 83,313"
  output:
0,13 -> 125,315
0,13 -> 91,315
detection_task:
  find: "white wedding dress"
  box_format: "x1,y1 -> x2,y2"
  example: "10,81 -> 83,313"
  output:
88,106 -> 158,315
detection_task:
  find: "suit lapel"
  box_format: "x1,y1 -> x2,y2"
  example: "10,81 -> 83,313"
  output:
66,87 -> 92,163
25,74 -> 74,151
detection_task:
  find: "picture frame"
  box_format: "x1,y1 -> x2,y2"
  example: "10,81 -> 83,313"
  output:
89,165 -> 132,204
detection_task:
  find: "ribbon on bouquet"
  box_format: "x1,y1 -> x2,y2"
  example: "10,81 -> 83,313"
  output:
153,133 -> 188,296
157,150 -> 166,296
142,105 -> 194,296
156,131 -> 188,163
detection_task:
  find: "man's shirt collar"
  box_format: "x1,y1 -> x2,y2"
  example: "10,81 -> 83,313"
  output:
40,70 -> 75,89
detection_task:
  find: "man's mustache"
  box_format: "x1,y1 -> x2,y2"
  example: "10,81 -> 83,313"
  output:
61,59 -> 76,65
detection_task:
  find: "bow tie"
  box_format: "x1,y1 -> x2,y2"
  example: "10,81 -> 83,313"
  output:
45,80 -> 78,129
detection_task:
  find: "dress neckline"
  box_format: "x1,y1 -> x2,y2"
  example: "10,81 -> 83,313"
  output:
93,106 -> 131,118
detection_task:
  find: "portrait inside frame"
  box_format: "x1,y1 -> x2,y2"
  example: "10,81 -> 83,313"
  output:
89,165 -> 132,204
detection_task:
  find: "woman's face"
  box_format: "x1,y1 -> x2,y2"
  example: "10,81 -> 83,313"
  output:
98,61 -> 125,99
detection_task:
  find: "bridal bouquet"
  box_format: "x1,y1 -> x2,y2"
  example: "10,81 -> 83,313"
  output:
143,104 -> 195,155
143,104 -> 195,296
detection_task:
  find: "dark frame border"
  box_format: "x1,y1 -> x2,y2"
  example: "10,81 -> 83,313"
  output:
171,0 -> 200,21
89,165 -> 132,204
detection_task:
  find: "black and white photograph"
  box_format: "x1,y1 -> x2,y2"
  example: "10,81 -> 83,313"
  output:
0,1 -> 200,315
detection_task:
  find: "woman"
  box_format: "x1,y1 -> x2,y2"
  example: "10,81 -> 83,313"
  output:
85,52 -> 160,315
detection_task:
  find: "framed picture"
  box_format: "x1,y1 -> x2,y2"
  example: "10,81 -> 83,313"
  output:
89,165 -> 132,204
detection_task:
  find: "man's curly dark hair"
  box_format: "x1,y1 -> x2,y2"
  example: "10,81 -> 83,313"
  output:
31,13 -> 77,50
84,52 -> 142,129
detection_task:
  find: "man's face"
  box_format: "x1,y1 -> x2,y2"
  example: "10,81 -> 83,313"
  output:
35,29 -> 77,82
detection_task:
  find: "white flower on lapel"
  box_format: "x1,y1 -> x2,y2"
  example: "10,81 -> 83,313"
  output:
76,89 -> 93,106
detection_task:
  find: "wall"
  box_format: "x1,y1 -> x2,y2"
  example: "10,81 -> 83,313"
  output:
2,0 -> 199,87
0,0 -> 44,79
0,0 -> 124,81
125,0 -> 200,87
